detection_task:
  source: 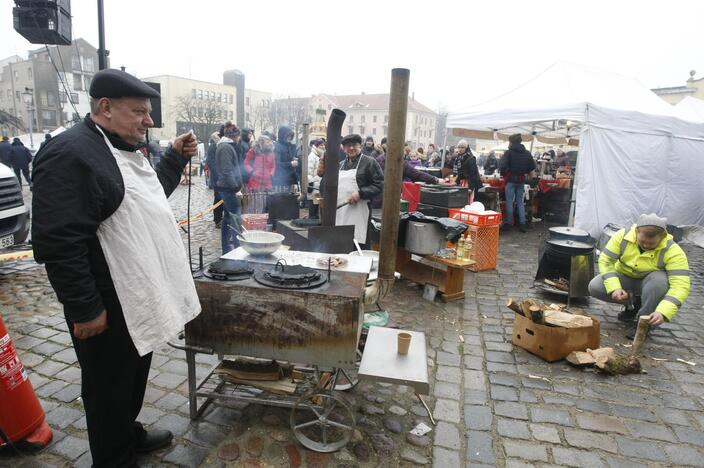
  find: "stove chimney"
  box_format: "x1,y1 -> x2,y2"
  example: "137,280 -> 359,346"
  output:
321,109 -> 346,227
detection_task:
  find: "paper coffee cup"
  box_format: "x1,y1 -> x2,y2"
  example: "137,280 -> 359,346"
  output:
398,332 -> 412,355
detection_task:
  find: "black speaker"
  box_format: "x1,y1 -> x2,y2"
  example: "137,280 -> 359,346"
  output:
13,0 -> 72,46
144,82 -> 162,128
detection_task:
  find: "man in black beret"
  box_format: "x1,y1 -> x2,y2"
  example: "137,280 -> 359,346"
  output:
32,68 -> 202,466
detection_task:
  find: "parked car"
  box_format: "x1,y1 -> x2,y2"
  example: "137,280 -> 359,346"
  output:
0,163 -> 30,249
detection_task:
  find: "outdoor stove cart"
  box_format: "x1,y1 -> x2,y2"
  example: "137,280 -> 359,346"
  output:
170,250 -> 429,453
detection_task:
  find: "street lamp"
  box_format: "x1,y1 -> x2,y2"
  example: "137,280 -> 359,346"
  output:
21,87 -> 35,150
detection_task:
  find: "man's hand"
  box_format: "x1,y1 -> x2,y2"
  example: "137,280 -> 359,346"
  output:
646,312 -> 665,327
173,131 -> 198,158
436,178 -> 450,186
611,289 -> 629,302
291,159 -> 298,168
73,310 -> 108,340
348,191 -> 361,204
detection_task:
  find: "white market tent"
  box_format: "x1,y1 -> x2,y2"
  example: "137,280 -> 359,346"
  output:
446,61 -> 704,237
675,96 -> 704,122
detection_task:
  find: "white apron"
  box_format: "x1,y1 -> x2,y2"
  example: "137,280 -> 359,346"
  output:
337,158 -> 369,243
95,128 -> 201,356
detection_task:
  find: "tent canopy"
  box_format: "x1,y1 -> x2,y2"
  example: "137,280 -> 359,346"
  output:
675,96 -> 704,123
446,61 -> 704,236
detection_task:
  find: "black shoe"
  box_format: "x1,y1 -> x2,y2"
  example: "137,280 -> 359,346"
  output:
215,221 -> 222,229
135,429 -> 173,454
625,324 -> 650,340
617,307 -> 637,322
518,224 -> 527,233
501,224 -> 512,232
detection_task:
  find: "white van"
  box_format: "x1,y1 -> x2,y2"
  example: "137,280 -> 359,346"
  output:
0,163 -> 30,248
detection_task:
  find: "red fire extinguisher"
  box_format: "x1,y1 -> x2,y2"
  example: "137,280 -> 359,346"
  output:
0,314 -> 52,451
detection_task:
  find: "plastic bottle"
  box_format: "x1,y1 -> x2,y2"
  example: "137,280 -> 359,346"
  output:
456,237 -> 465,260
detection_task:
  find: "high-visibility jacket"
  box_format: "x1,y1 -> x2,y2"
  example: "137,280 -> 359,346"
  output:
599,224 -> 690,320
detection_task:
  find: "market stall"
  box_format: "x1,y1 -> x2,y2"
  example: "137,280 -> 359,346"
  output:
446,61 -> 704,236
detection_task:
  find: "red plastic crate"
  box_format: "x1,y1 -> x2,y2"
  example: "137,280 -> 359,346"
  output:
241,213 -> 268,231
465,224 -> 499,272
448,208 -> 502,227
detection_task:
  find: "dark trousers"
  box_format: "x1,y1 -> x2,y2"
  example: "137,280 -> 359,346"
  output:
213,191 -> 223,225
14,165 -> 31,187
69,294 -> 151,468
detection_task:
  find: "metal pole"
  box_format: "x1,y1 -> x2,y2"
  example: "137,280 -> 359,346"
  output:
27,102 -> 34,150
299,123 -> 310,203
97,0 -> 108,70
377,68 -> 410,282
440,125 -> 448,170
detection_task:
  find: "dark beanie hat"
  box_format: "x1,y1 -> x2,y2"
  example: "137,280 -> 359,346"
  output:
509,133 -> 522,144
341,134 -> 363,145
89,68 -> 160,99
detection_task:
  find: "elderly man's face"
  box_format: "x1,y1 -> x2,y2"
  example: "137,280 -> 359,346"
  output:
457,146 -> 467,154
105,97 -> 153,145
343,142 -> 361,158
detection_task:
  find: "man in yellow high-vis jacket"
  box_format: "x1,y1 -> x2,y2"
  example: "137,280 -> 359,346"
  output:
588,213 -> 691,338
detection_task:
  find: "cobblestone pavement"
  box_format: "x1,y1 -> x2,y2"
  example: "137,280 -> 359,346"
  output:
1,176 -> 703,467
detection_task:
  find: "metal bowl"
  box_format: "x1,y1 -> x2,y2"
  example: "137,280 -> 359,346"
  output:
348,250 -> 379,271
237,231 -> 285,256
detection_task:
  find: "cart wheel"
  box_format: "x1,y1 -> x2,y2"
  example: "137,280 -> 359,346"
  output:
290,390 -> 355,453
334,349 -> 362,391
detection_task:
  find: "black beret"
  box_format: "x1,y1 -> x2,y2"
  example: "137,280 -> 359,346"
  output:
89,68 -> 160,99
341,134 -> 363,145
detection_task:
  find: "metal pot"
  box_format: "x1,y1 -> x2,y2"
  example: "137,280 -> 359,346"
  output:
548,226 -> 594,245
405,221 -> 445,255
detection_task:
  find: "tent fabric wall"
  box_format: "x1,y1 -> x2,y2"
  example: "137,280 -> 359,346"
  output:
574,105 -> 704,236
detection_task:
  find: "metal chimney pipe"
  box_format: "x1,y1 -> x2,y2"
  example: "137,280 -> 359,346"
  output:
321,109 -> 346,226
299,123 -> 310,203
364,68 -> 410,303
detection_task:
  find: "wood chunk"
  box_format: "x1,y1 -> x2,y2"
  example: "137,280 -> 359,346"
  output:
529,305 -> 544,324
568,307 -> 586,316
543,310 -> 593,328
630,316 -> 650,357
506,299 -> 524,315
566,351 -> 595,366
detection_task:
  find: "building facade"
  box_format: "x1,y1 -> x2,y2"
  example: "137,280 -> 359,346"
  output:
272,93 -> 438,148
652,70 -> 704,104
139,75 -> 238,143
244,88 -> 273,136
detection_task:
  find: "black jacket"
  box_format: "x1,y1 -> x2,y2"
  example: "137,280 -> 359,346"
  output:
0,141 -> 12,166
340,154 -> 384,201
32,115 -> 189,323
273,126 -> 297,186
10,143 -> 32,169
499,143 -> 536,183
214,137 -> 243,191
456,150 -> 481,191
484,154 -> 498,175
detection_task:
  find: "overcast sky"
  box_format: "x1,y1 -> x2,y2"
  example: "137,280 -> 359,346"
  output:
2,0 -> 703,112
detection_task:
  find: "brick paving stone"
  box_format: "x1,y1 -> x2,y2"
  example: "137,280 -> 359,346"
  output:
433,399 -> 460,423
464,356 -> 483,370
45,406 -> 83,429
486,362 -> 518,373
156,413 -> 192,437
609,404 -> 657,422
564,428 -> 618,453
485,350 -> 516,364
466,431 -> 495,465
497,418 -> 530,440
435,365 -> 461,384
673,425 -> 704,447
485,341 -> 513,352
616,436 -> 668,462
33,359 -> 68,377
154,392 -> 188,411
530,423 -> 561,443
464,389 -> 488,405
13,335 -> 44,350
433,421 -> 461,450
490,384 -> 519,401
217,441 -> 240,461
31,341 -> 65,357
30,327 -> 61,339
435,351 -> 461,367
51,383 -> 81,403
576,413 -> 628,435
432,381 -> 461,400
463,369 -> 486,390
519,389 -> 539,403
488,374 -> 520,387
552,447 -> 606,468
54,365 -> 81,383
18,351 -> 44,368
150,372 -> 186,389
433,447 -> 460,467
605,456 -> 647,468
464,405 -> 493,431
655,407 -> 691,427
143,386 -> 166,404
530,407 -> 572,425
503,440 -> 548,462
51,435 -> 89,461
576,399 -> 610,414
163,444 -> 209,467
624,420 -> 677,442
664,444 -> 704,466
137,406 -> 164,426
52,348 -> 77,364
495,402 -> 529,420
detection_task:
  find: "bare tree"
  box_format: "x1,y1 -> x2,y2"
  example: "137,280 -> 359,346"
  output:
247,102 -> 272,135
270,96 -> 311,141
0,110 -> 25,134
172,95 -> 229,142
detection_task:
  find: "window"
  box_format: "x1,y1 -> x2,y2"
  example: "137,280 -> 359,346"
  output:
373,128 -> 377,135
27,68 -> 32,80
229,111 -> 233,119
246,112 -> 250,122
41,110 -> 56,126
218,92 -> 222,102
222,93 -> 227,103
229,94 -> 233,104
197,89 -> 203,99
60,93 -> 67,103
361,115 -> 366,123
15,91 -> 20,100
192,89 -> 197,98
205,90 -> 210,100
348,126 -> 353,134
8,90 -> 13,99
14,70 -> 18,81
40,91 -> 48,106
84,76 -> 91,90
349,115 -> 353,123
359,126 -> 365,135
85,57 -> 95,72
373,115 -> 377,123
246,97 -> 250,107
47,92 -> 56,106
71,55 -> 80,70
71,92 -> 78,103
383,125 -> 387,135
384,115 -> 388,123
73,74 -> 83,91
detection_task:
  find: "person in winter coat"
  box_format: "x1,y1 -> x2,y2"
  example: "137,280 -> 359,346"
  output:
244,135 -> 276,191
306,139 -> 325,218
10,138 -> 33,187
588,213 -> 690,339
555,148 -> 570,169
499,134 -> 536,232
206,130 -> 223,226
215,122 -> 243,253
273,126 -> 298,189
0,136 -> 11,167
39,133 -> 52,151
408,151 -> 422,167
362,136 -> 376,157
454,139 -> 481,198
240,128 -> 254,156
484,151 -> 498,175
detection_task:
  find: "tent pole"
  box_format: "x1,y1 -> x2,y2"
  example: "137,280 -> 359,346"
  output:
440,126 -> 448,169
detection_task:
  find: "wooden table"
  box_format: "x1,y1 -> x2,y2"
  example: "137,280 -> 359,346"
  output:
395,247 -> 475,302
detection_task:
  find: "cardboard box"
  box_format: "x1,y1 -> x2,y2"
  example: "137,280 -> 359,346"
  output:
512,313 -> 600,362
